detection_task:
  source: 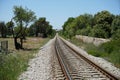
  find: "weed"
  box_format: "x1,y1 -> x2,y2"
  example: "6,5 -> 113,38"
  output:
70,37 -> 120,68
0,37 -> 50,80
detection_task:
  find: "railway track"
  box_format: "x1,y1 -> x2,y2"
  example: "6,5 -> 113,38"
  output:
55,36 -> 119,80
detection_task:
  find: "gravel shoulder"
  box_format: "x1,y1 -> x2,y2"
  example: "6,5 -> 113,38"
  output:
18,36 -> 120,80
18,38 -> 56,80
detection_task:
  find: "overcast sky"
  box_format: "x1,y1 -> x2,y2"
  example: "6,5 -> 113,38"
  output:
0,0 -> 120,29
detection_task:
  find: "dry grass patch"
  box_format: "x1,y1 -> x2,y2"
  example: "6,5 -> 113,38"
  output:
70,37 -> 120,68
0,37 -> 50,80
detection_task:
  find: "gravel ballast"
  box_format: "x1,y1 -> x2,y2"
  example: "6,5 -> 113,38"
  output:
61,37 -> 120,79
18,36 -> 120,80
18,38 -> 56,80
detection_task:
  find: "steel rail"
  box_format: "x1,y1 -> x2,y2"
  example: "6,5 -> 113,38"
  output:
55,37 -> 72,80
59,36 -> 120,80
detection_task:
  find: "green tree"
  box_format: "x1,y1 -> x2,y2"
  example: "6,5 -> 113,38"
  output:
62,17 -> 75,38
111,15 -> 120,40
0,22 -> 7,38
72,14 -> 93,31
93,10 -> 113,38
78,26 -> 92,36
62,14 -> 93,38
94,11 -> 113,24
112,29 -> 120,40
6,21 -> 14,37
91,24 -> 107,38
8,6 -> 36,49
28,24 -> 36,36
62,17 -> 75,31
61,10 -> 116,39
29,17 -> 54,37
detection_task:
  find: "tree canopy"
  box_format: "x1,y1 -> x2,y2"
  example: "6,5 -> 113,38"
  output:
0,22 -> 7,38
4,6 -> 36,49
29,17 -> 55,37
62,10 -> 120,39
13,6 -> 36,38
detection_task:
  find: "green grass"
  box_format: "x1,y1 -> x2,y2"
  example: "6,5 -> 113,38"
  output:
100,40 -> 120,67
0,37 -> 50,80
70,37 -> 120,68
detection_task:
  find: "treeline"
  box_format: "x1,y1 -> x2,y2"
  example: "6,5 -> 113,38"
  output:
62,10 -> 120,40
0,18 -> 55,38
0,6 -> 55,49
29,17 -> 56,37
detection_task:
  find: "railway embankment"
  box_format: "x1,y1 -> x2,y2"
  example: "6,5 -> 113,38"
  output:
18,36 -> 120,79
75,35 -> 110,46
61,36 -> 120,79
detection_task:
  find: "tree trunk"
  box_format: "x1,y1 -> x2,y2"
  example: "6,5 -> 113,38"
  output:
20,38 -> 23,49
14,37 -> 18,49
14,20 -> 23,50
14,37 -> 21,50
35,31 -> 38,37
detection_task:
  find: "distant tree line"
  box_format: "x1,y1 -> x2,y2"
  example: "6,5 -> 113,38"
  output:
0,22 -> 7,38
61,10 -> 120,40
0,6 -> 55,50
29,17 -> 56,38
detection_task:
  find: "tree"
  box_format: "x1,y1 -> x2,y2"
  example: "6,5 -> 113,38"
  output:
31,17 -> 53,37
91,24 -> 108,38
111,15 -> 120,40
112,29 -> 120,40
73,14 -> 93,36
71,14 -> 93,31
77,26 -> 92,36
111,15 -> 120,34
62,17 -> 75,31
28,24 -> 36,36
62,14 -> 93,38
13,6 -> 36,49
6,21 -> 14,36
93,10 -> 113,38
94,10 -> 113,25
7,6 -> 36,49
61,10 -> 116,39
0,22 -> 7,38
62,17 -> 75,38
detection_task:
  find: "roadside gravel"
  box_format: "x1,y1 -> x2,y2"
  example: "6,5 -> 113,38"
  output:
18,36 -> 120,80
18,38 -> 55,80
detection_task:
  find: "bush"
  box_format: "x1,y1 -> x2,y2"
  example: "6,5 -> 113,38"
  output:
0,38 -> 50,80
112,29 -> 120,40
0,54 -> 28,80
88,50 -> 101,57
98,40 -> 120,67
70,37 -> 120,68
100,40 -> 120,53
110,52 -> 120,67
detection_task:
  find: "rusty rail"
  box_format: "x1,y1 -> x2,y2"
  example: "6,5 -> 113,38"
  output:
60,36 -> 120,80
55,37 -> 72,80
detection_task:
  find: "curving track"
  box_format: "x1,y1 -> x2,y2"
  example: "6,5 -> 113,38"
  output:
55,36 -> 119,80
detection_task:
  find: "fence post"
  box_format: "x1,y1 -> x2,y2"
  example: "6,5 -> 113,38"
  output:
1,41 -> 8,54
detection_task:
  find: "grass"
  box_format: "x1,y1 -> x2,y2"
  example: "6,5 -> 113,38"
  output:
0,37 -> 50,80
100,40 -> 120,67
70,37 -> 120,68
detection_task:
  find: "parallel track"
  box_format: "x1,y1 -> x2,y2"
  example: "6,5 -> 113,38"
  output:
55,36 -> 119,80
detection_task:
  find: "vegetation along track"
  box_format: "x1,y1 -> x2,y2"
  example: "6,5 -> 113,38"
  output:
55,36 -> 119,80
